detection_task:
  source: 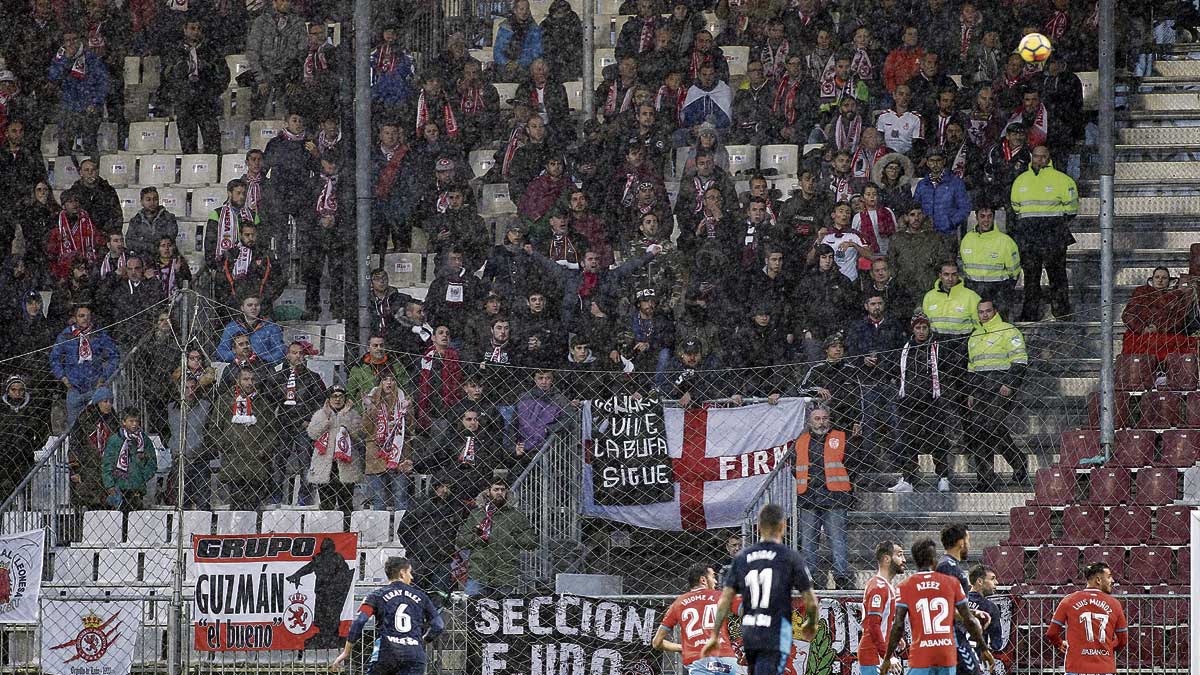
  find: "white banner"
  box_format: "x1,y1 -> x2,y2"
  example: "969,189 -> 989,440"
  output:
582,398 -> 809,530
0,529 -> 44,624
40,599 -> 140,675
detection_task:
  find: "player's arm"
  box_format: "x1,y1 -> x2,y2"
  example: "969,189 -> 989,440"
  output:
955,599 -> 994,670
651,627 -> 682,653
797,589 -> 819,640
424,595 -> 446,642
700,586 -> 737,657
330,602 -> 374,672
1113,605 -> 1129,651
1046,598 -> 1068,652
880,603 -> 907,675
862,590 -> 887,660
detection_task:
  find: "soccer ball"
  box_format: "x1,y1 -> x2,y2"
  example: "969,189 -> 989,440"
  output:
1018,33 -> 1053,63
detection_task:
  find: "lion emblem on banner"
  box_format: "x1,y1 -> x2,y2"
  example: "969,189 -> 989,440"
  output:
49,611 -> 122,663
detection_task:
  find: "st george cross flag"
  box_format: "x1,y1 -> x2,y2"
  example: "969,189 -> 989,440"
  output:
582,398 -> 809,530
40,599 -> 140,675
0,529 -> 44,624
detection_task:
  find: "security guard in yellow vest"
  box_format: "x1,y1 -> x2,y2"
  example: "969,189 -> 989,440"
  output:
959,204 -> 1020,319
1010,145 -> 1078,321
966,298 -> 1029,489
921,261 -> 980,411
793,406 -> 853,589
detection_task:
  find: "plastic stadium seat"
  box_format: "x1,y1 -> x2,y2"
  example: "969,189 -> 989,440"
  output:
82,510 -> 123,544
759,144 -> 799,177
178,154 -> 219,186
143,549 -> 173,585
97,153 -> 134,187
563,80 -> 583,112
1177,547 -> 1189,575
220,117 -> 248,153
248,119 -> 285,151
50,156 -> 80,190
97,549 -> 140,583
1107,505 -> 1153,544
468,149 -> 495,179
494,82 -> 518,110
1138,392 -> 1182,429
124,55 -> 142,85
164,121 -> 182,152
982,546 -> 1025,584
225,53 -> 250,86
724,46 -> 750,77
1034,546 -> 1080,585
1187,392 -> 1200,427
1114,429 -> 1157,466
116,188 -> 141,221
125,511 -> 169,545
771,176 -> 799,198
127,121 -> 166,153
725,144 -> 756,176
1087,467 -> 1131,505
191,186 -> 227,218
1060,505 -> 1106,545
220,153 -> 247,183
1136,468 -> 1179,505
1153,506 -> 1190,545
260,510 -> 303,533
172,510 -> 212,540
479,183 -> 517,215
137,154 -> 175,186
1166,352 -> 1198,390
1087,545 -> 1128,583
1115,353 -> 1154,391
1159,429 -> 1200,467
1114,585 -> 1141,624
157,187 -> 187,217
1059,429 -> 1101,466
1005,506 -> 1052,546
349,510 -> 391,545
592,49 -> 616,84
1127,547 -> 1172,585
215,510 -> 257,534
383,252 -> 425,287
303,510 -> 344,533
53,549 -> 95,583
1034,467 -> 1076,505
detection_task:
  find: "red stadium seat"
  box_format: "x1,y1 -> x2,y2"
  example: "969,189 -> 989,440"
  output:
1005,506 -> 1053,546
1127,546 -> 1172,585
1166,352 -> 1199,390
1126,627 -> 1166,668
1159,429 -> 1200,467
1167,626 -> 1189,668
1060,505 -> 1106,544
1150,584 -> 1188,624
1088,391 -> 1131,429
1153,506 -> 1191,545
1034,467 -> 1077,505
1136,468 -> 1180,505
1088,545 -> 1128,583
1114,429 -> 1158,466
982,545 -> 1026,585
1087,467 -> 1131,505
1114,586 -> 1140,624
1178,548 -> 1190,578
1138,392 -> 1182,429
1107,506 -> 1153,545
1185,392 -> 1200,427
1116,353 -> 1155,391
1059,430 -> 1101,467
1034,546 -> 1080,585
1013,591 -> 1058,627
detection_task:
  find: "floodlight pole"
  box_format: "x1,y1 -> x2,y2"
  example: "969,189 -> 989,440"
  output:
1097,0 -> 1116,454
355,0 -> 373,349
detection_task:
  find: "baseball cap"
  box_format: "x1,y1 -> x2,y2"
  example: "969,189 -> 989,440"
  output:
435,158 -> 455,171
636,288 -> 656,300
682,338 -> 702,354
0,71 -> 16,83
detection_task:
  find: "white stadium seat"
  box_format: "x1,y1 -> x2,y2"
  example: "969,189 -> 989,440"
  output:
50,156 -> 80,190
191,186 -> 227,219
98,153 -> 135,187
97,549 -> 140,583
495,83 -> 518,111
383,252 -> 426,288
350,510 -> 391,545
157,186 -> 187,217
53,549 -> 95,583
479,183 -> 517,215
164,121 -> 182,152
594,48 -> 616,84
249,120 -> 285,151
82,510 -> 123,544
759,144 -> 799,177
220,117 -> 248,154
173,510 -> 213,540
362,547 -> 407,582
137,154 -> 176,186
116,188 -> 141,222
127,121 -> 166,154
215,510 -> 257,534
143,549 -> 174,585
724,46 -> 750,77
469,149 -> 495,179
564,80 -> 583,112
220,153 -> 248,183
260,510 -> 303,533
126,511 -> 169,545
304,510 -> 344,533
178,154 -> 219,186
225,54 -> 250,86
725,144 -> 756,176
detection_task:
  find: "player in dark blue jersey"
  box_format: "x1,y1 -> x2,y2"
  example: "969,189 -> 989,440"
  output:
330,557 -> 444,675
935,524 -> 983,675
701,504 -> 819,675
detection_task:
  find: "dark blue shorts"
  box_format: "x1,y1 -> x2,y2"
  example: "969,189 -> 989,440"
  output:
366,657 -> 425,675
744,649 -> 787,675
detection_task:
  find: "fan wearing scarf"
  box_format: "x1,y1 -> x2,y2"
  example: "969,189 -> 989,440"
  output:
101,409 -> 158,510
218,295 -> 286,363
50,304 -> 119,427
208,367 -> 277,511
515,59 -> 572,140
370,25 -> 417,116
68,387 -> 120,509
297,23 -> 337,117
306,385 -> 362,514
302,152 -> 354,320
263,112 -> 318,276
0,374 -> 51,509
268,340 -> 326,505
47,190 -> 105,282
362,373 -> 414,511
218,222 -> 283,311
204,179 -> 261,272
48,26 -> 110,156
493,0 -> 544,83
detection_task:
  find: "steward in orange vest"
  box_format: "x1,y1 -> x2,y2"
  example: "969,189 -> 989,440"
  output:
794,428 -> 853,495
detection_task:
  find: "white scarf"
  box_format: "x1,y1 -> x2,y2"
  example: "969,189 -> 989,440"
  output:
899,340 -> 940,399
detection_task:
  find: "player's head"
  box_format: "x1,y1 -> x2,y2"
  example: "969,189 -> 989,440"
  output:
1083,562 -> 1114,593
875,540 -> 906,576
911,538 -> 938,571
940,523 -> 970,558
685,563 -> 716,590
757,504 -> 786,540
384,556 -> 413,583
969,564 -> 997,596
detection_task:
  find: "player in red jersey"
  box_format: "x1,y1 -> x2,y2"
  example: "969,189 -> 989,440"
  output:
654,563 -> 738,674
882,539 -> 993,675
860,540 -> 906,675
1046,562 -> 1128,675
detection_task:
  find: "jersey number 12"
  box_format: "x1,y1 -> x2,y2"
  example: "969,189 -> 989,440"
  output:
914,597 -> 952,635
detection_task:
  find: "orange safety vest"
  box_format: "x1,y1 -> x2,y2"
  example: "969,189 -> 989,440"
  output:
794,430 -> 852,494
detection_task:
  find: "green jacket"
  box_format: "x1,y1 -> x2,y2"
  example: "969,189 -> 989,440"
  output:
347,356 -> 413,414
101,430 -> 158,492
454,503 -> 537,588
887,228 -> 952,297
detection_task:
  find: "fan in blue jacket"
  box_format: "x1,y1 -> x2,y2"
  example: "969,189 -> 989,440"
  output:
911,147 -> 972,236
50,305 -> 120,427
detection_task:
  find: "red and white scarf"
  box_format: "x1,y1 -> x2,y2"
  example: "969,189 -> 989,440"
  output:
317,128 -> 340,153
834,114 -> 862,153
157,259 -> 179,296
216,202 -> 249,252
68,323 -> 93,363
112,429 -> 142,479
416,91 -> 459,137
501,126 -> 526,178
1001,138 -> 1020,162
230,244 -> 253,279
315,424 -> 353,463
850,47 -> 874,81
604,82 -> 635,117
1010,104 -> 1048,146
303,44 -> 329,83
87,21 -> 107,51
231,388 -> 257,424
279,128 -> 306,142
760,40 -> 789,80
244,172 -> 263,212
959,17 -> 981,61
89,417 -> 113,454
56,209 -> 98,257
949,144 -> 968,178
99,252 -> 126,278
1044,10 -> 1069,41
773,76 -> 802,126
458,435 -> 477,464
459,84 -> 485,116
374,395 -> 408,469
692,176 -> 715,214
284,368 -> 298,405
851,145 -> 887,179
548,234 -> 579,264
655,85 -> 686,121
373,42 -> 397,74
899,339 -> 940,398
829,173 -> 853,202
316,174 -> 338,216
58,46 -> 88,79
638,17 -> 657,53
688,49 -> 713,81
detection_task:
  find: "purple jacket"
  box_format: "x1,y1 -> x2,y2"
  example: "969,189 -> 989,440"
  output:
516,388 -> 569,448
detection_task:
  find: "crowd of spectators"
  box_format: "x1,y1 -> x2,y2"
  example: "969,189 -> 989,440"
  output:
0,0 -> 1116,529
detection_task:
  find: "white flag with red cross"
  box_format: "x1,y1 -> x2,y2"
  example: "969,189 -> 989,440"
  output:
582,397 -> 809,531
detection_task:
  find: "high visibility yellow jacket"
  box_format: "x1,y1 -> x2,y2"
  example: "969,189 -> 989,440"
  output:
922,279 -> 980,336
968,312 -> 1028,373
1010,161 -> 1079,219
960,227 -> 1021,282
